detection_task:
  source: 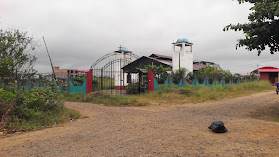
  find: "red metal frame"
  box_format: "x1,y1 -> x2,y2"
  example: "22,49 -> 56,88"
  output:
148,68 -> 154,91
86,69 -> 93,94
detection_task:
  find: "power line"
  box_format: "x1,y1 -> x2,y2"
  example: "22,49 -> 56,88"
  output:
223,55 -> 279,69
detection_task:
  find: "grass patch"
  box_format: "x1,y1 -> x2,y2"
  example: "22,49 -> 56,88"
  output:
63,81 -> 273,106
8,108 -> 80,131
62,92 -> 145,106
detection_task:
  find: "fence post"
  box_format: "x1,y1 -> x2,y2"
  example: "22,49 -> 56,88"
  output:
183,74 -> 185,86
195,73 -> 197,87
67,72 -> 70,93
237,76 -> 240,84
86,69 -> 93,94
169,73 -> 171,85
205,74 -> 207,87
101,69 -> 103,90
148,68 -> 154,91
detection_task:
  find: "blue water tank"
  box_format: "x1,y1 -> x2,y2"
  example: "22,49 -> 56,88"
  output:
118,46 -> 128,51
177,38 -> 190,43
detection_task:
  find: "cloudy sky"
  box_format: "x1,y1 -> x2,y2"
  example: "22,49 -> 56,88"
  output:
1,0 -> 279,74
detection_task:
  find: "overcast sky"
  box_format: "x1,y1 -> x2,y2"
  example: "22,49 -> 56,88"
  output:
1,0 -> 279,74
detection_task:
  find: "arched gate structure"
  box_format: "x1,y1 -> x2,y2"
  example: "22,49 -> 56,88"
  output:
89,47 -> 144,95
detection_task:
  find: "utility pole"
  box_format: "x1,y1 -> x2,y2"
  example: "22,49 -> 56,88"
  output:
43,36 -> 55,76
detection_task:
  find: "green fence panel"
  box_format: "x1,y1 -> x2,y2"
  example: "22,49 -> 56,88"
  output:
192,78 -> 200,86
69,75 -> 86,94
178,78 -> 183,87
164,74 -> 174,85
154,79 -> 159,90
164,75 -> 170,85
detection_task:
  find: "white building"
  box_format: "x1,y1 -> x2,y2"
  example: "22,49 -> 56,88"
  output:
172,38 -> 193,74
114,46 -> 133,89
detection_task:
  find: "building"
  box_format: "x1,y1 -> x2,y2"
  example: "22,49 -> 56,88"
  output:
252,66 -> 279,84
53,66 -> 89,78
122,54 -> 215,73
122,38 -> 216,73
114,47 -> 133,89
172,38 -> 193,72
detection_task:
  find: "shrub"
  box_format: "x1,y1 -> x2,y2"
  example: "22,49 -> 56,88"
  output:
171,68 -> 187,84
126,83 -> 145,95
0,88 -> 80,131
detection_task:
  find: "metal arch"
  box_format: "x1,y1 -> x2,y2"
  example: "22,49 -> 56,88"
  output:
90,52 -> 140,69
130,53 -> 140,59
91,52 -> 115,69
101,58 -> 130,70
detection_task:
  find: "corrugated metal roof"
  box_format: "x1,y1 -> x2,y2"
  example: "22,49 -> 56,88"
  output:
150,54 -> 172,59
145,56 -> 172,66
259,69 -> 279,72
253,66 -> 279,72
149,54 -> 215,65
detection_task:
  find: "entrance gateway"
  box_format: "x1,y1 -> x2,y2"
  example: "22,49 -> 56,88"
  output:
89,37 -> 195,95
90,46 -> 141,95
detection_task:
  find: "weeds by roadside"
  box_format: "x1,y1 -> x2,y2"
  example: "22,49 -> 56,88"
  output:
0,88 -> 80,132
63,81 -> 273,106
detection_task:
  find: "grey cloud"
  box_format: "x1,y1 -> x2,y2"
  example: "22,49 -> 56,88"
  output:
1,0 -> 277,74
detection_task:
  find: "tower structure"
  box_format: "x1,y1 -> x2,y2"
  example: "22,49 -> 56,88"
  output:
114,46 -> 132,89
172,38 -> 193,73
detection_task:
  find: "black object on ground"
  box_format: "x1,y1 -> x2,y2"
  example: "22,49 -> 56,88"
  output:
208,121 -> 228,133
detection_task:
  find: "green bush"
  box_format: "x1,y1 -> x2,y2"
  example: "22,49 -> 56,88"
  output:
126,83 -> 145,95
171,68 -> 187,84
62,81 -> 272,106
0,88 -> 80,131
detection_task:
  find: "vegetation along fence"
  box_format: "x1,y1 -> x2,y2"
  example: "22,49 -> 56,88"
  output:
147,68 -> 259,91
1,67 -> 260,95
0,71 -> 92,94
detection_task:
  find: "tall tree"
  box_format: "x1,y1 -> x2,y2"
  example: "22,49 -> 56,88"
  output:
0,29 -> 37,81
224,0 -> 279,55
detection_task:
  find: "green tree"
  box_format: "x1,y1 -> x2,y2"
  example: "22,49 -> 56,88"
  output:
171,68 -> 187,84
145,65 -> 170,84
222,70 -> 232,83
195,65 -> 223,83
0,29 -> 37,81
72,75 -> 86,86
224,0 -> 279,55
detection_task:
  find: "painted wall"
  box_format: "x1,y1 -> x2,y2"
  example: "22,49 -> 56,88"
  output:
260,72 -> 269,81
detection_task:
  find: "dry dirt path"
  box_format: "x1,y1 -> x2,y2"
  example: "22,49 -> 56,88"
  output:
1,90 -> 279,157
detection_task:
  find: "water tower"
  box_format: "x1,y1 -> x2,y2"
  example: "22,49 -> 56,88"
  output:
172,38 -> 193,73
114,46 -> 132,89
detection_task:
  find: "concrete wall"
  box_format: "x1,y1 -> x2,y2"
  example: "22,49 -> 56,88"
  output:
172,43 -> 193,73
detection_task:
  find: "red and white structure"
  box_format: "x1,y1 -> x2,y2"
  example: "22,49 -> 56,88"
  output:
253,66 -> 279,84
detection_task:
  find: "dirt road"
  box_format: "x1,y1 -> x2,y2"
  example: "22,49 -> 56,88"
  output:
1,90 -> 279,157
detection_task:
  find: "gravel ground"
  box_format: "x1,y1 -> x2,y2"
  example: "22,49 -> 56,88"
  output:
1,90 -> 279,157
